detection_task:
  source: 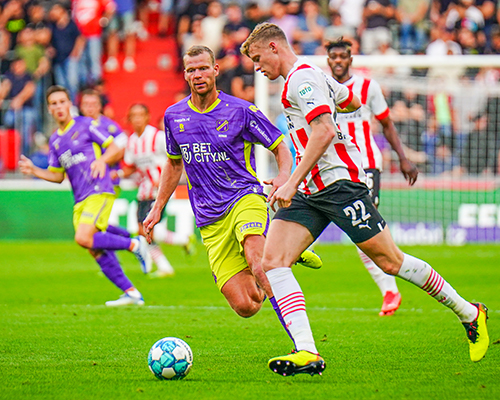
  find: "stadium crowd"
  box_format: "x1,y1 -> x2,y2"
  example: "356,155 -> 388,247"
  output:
0,0 -> 500,175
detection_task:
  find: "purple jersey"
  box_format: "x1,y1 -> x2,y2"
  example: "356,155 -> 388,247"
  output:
48,116 -> 115,204
95,115 -> 126,186
164,92 -> 284,227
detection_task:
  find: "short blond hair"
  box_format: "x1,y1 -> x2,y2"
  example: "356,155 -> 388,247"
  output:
240,22 -> 288,57
183,45 -> 215,67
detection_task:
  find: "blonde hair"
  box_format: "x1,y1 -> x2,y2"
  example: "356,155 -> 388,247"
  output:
240,22 -> 288,57
183,45 -> 215,67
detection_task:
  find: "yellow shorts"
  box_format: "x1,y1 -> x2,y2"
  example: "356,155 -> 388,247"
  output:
73,193 -> 115,231
200,194 -> 269,291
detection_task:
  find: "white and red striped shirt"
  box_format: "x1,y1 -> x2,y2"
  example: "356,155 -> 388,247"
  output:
123,125 -> 166,201
282,58 -> 365,195
336,74 -> 389,171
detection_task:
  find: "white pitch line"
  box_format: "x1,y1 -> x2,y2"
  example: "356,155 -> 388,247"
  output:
46,304 -> 500,314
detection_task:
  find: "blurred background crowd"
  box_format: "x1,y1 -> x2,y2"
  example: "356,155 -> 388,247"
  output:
1,0 -> 500,177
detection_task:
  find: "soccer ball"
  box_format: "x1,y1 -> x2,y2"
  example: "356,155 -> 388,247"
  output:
148,337 -> 193,380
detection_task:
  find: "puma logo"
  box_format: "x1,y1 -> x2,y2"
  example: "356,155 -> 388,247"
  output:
358,222 -> 371,230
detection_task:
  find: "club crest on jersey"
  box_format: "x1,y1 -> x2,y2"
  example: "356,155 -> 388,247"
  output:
180,144 -> 191,163
298,83 -> 313,99
71,131 -> 80,140
216,120 -> 229,132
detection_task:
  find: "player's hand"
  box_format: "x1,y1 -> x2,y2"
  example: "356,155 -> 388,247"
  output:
90,159 -> 107,178
400,158 -> 418,186
263,173 -> 290,202
143,208 -> 162,244
268,181 -> 297,212
18,155 -> 34,176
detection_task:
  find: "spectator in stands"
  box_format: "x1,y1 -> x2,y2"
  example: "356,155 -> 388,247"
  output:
216,25 -> 240,94
329,0 -> 365,37
26,1 -> 51,48
48,2 -> 84,102
323,10 -> 356,42
243,2 -> 265,31
446,0 -> 485,32
488,24 -> 500,53
158,0 -> 173,37
475,0 -> 496,48
268,0 -> 298,43
177,0 -> 209,47
293,0 -> 328,55
72,0 -> 115,85
201,0 -> 226,55
361,0 -> 395,55
421,115 -> 462,175
231,53 -> 254,102
0,0 -> 26,53
181,14 -> 206,54
426,25 -> 462,55
223,3 -> 250,46
396,0 -> 431,54
14,25 -> 50,131
0,57 -> 36,156
105,0 -> 137,72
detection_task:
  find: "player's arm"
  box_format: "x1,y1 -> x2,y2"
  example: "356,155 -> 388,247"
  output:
379,115 -> 418,185
264,141 -> 293,208
18,155 -> 64,183
143,157 -> 183,242
269,113 -> 335,210
91,141 -> 122,178
336,92 -> 361,113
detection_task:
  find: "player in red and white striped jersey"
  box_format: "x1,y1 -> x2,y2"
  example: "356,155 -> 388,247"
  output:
242,23 -> 489,375
118,104 -> 191,277
327,38 -> 419,317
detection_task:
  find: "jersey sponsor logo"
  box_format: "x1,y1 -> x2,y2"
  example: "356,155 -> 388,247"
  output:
59,149 -> 87,170
174,117 -> 190,123
240,221 -> 262,232
298,83 -> 313,99
216,120 -> 229,132
179,143 -> 230,164
249,120 -> 271,142
249,105 -> 259,112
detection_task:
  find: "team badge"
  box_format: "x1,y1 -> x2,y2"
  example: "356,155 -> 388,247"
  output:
71,131 -> 80,140
180,144 -> 191,164
216,120 -> 229,132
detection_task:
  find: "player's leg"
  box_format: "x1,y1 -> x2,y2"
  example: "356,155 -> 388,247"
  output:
139,222 -> 174,277
200,195 -> 269,318
262,192 -> 330,376
74,194 -> 151,273
263,218 -> 326,376
356,220 -> 489,361
359,169 -> 400,316
106,224 -> 130,237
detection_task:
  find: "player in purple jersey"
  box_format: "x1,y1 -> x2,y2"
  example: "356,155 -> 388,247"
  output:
19,85 -> 152,307
144,45 -> 322,319
80,88 -> 128,189
242,22 -> 489,375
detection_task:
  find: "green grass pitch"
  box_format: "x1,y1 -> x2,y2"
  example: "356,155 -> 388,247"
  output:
1,241 -> 499,400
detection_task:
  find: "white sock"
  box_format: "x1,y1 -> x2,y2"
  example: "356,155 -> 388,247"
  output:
130,238 -> 140,252
125,287 -> 142,298
266,267 -> 318,354
357,247 -> 398,295
149,244 -> 174,273
165,231 -> 188,246
397,253 -> 477,322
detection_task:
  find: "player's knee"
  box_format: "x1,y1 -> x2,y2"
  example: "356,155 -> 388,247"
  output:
261,252 -> 287,272
74,231 -> 93,249
233,300 -> 261,318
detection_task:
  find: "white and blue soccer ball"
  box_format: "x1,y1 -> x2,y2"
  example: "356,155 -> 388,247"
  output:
148,337 -> 193,380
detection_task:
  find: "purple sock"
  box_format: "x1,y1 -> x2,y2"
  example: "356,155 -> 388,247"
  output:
96,251 -> 134,291
269,296 -> 296,348
93,231 -> 132,251
106,225 -> 130,238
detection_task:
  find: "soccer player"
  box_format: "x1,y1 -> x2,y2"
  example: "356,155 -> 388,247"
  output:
241,23 -> 489,375
326,38 -> 419,316
18,85 -> 152,307
144,45 -> 322,318
116,103 -> 184,278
